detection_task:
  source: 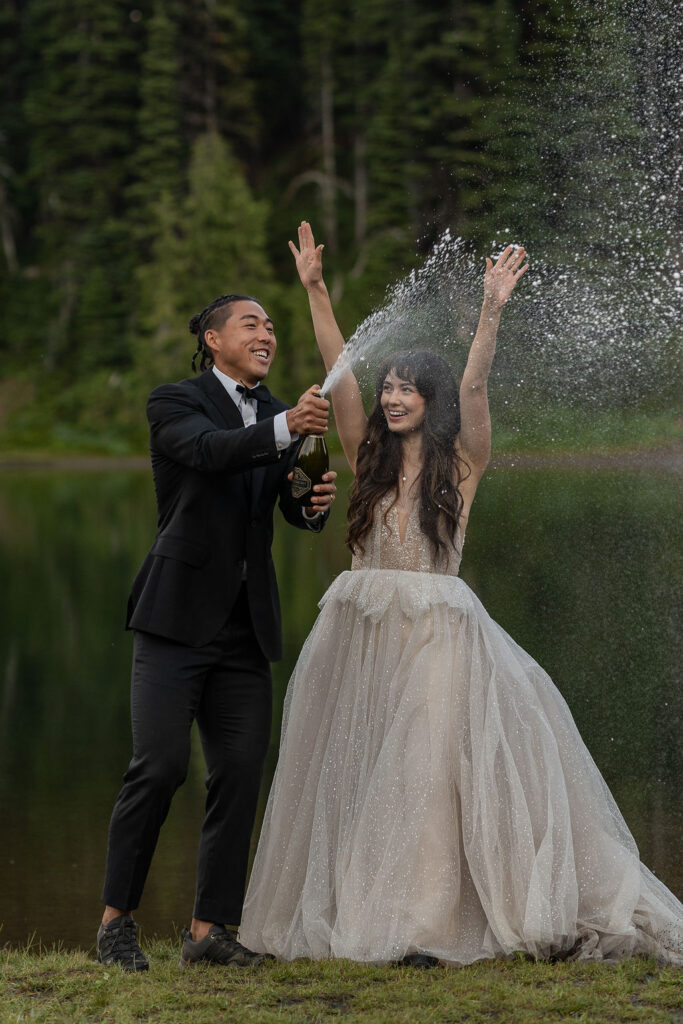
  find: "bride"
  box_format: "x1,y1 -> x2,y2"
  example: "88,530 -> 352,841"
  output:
239,222 -> 682,966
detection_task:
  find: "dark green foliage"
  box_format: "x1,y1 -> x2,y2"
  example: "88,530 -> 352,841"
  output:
243,0 -> 304,153
0,0 -> 26,276
128,0 -> 184,238
134,130 -> 274,390
0,0 -> 671,449
177,0 -> 257,146
21,0 -> 140,370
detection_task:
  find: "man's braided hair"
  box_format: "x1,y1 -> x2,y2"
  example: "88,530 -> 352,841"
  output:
188,294 -> 258,372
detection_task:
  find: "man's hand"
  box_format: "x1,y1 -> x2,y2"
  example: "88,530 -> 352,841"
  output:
286,385 -> 330,436
288,470 -> 338,515
289,221 -> 324,291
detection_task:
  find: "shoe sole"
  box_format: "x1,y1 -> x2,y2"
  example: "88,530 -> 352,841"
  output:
98,959 -> 149,972
178,955 -> 268,968
395,955 -> 441,969
97,952 -> 149,972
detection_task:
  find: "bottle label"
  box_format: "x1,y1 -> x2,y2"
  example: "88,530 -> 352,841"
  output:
291,465 -> 312,499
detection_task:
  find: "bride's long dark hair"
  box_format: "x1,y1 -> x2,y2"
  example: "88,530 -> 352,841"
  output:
346,350 -> 470,560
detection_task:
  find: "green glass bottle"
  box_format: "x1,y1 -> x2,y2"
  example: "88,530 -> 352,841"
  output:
291,434 -> 329,507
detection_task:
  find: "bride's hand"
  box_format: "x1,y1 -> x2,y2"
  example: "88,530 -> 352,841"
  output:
289,220 -> 325,291
484,245 -> 529,308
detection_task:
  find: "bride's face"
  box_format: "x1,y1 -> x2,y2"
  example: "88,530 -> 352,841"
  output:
380,371 -> 426,434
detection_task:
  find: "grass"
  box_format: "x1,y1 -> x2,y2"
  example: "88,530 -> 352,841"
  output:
1,941 -> 681,1024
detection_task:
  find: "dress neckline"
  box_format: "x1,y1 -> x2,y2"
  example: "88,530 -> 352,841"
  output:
390,501 -> 415,547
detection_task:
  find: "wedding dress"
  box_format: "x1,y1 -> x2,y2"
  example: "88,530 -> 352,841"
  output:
239,493 -> 682,964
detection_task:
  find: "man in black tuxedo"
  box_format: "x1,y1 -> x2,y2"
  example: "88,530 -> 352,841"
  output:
97,293 -> 336,972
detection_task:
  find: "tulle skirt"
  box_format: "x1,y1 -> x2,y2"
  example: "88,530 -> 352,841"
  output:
239,569 -> 683,965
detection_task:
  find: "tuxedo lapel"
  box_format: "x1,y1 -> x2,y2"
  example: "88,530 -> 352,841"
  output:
197,370 -> 283,513
198,369 -> 244,429
250,390 -> 279,514
196,369 -> 254,508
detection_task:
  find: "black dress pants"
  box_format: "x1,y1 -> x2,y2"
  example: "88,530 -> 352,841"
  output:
101,585 -> 272,925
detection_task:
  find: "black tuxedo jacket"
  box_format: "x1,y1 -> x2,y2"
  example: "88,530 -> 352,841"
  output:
126,369 -> 326,660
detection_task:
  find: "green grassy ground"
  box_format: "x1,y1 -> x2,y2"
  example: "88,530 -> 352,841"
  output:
1,942 -> 681,1024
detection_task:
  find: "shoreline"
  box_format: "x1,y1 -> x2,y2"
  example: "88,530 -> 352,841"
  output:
0,442 -> 680,474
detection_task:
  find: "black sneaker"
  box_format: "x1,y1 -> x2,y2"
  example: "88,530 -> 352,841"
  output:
96,914 -> 149,972
398,952 -> 440,969
179,924 -> 271,967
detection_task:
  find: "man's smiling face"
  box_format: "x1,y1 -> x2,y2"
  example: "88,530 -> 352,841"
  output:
205,299 -> 277,386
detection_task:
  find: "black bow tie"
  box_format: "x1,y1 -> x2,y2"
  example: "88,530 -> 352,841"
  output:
236,383 -> 270,403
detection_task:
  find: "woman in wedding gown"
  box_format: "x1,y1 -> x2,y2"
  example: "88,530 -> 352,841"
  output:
239,222 -> 682,966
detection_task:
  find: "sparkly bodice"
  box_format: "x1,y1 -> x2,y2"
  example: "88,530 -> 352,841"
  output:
351,492 -> 463,575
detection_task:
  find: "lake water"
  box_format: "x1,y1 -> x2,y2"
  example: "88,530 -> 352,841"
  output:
0,462 -> 680,951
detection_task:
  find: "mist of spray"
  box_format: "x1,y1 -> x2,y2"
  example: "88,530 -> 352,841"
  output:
320,0 -> 681,429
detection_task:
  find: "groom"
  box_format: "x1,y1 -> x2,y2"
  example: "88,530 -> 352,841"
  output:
97,293 -> 336,972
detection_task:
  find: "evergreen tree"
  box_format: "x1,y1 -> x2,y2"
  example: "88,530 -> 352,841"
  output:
128,0 -> 184,244
241,0 -> 304,153
409,0 -> 526,245
179,130 -> 272,308
300,0 -> 348,274
512,0 -> 582,253
297,0 -> 426,315
0,0 -> 45,365
239,0 -> 308,283
134,191 -> 186,384
23,0 -> 141,370
1,0 -> 674,449
178,0 -> 256,148
361,11 -> 422,293
0,0 -> 23,277
551,0 -> 652,262
135,131 -> 275,386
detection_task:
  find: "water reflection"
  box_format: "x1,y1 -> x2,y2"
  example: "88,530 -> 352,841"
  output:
0,464 -> 679,949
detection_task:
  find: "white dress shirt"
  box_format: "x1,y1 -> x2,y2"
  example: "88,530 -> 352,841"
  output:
211,365 -> 322,522
212,365 -> 293,449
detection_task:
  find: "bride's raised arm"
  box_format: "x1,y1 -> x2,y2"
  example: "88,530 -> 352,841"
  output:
458,245 -> 528,478
289,221 -> 367,473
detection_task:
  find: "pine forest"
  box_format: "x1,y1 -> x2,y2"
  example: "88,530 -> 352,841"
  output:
0,0 -> 678,452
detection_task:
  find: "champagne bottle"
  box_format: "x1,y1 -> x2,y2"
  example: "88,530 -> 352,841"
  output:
291,434 -> 329,507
